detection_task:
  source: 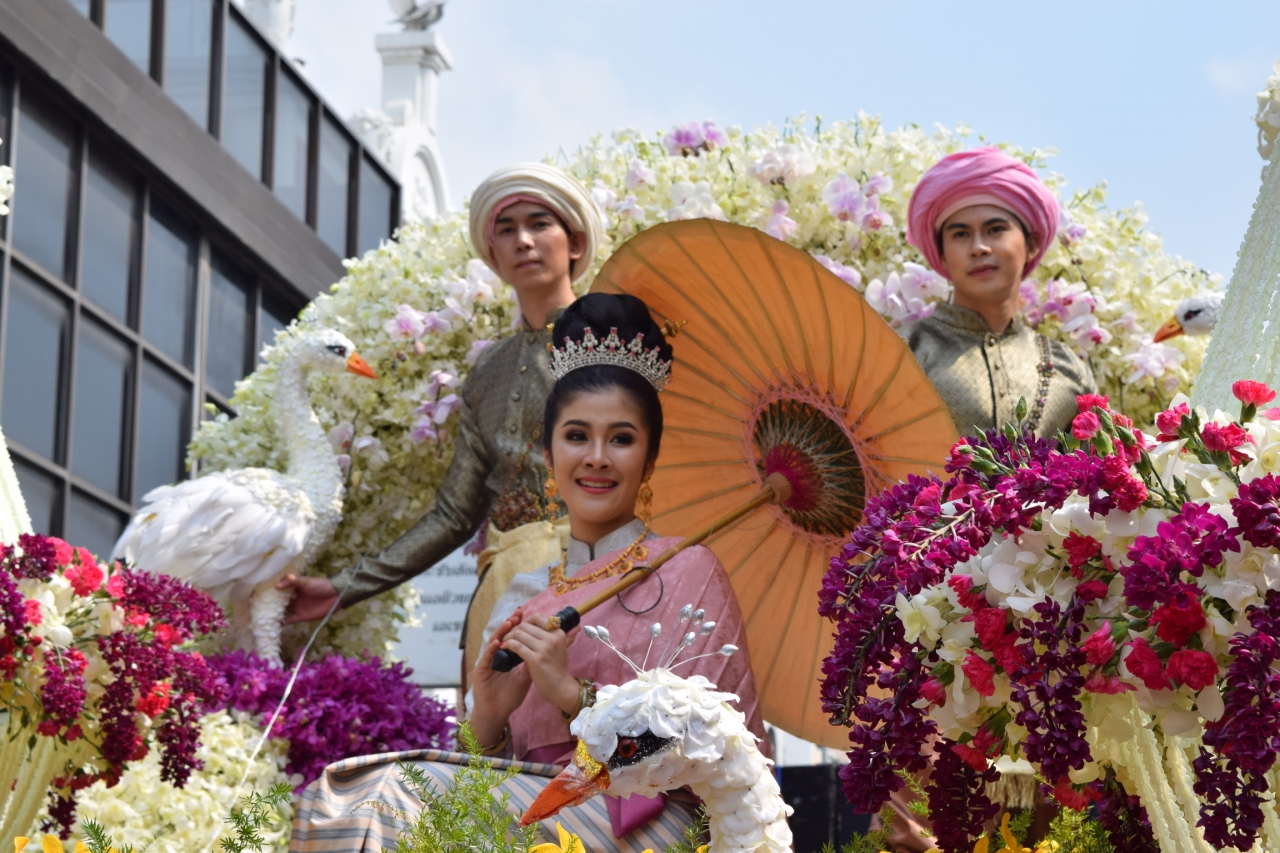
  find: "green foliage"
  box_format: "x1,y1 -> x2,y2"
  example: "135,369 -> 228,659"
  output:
1041,809 -> 1115,853
384,723 -> 537,853
80,819 -> 132,853
663,809 -> 708,853
990,810 -> 1032,851
821,805 -> 895,853
220,784 -> 295,853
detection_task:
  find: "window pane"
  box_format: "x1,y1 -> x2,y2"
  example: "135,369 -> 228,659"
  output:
357,157 -> 394,255
205,254 -> 250,399
13,98 -> 75,281
0,69 -> 10,241
142,204 -> 196,367
164,0 -> 214,128
66,492 -> 125,559
222,14 -> 269,179
105,0 -> 152,72
273,71 -> 311,220
136,359 -> 190,497
82,150 -> 138,324
72,319 -> 132,498
257,295 -> 292,363
3,269 -> 68,460
316,117 -> 351,256
69,0 -> 91,15
12,459 -> 60,536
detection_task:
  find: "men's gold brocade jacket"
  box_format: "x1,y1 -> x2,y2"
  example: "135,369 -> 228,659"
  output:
901,302 -> 1097,441
332,312 -> 562,607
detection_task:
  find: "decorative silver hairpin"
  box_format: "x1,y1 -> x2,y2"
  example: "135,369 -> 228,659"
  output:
549,326 -> 672,391
584,603 -> 737,675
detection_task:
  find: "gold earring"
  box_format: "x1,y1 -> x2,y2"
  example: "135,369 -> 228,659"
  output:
543,476 -> 560,521
636,479 -> 653,524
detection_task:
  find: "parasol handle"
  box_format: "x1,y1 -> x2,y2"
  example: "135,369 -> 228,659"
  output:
489,473 -> 792,673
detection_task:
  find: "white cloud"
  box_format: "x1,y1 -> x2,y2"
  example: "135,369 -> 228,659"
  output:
1205,55 -> 1273,97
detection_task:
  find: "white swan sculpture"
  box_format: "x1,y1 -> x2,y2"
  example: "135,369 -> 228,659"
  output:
112,328 -> 376,661
520,618 -> 793,853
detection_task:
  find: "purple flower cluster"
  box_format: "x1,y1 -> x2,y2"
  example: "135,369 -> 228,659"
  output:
208,650 -> 455,786
110,569 -> 226,641
1123,502 -> 1238,610
1193,590 -> 1280,848
37,647 -> 88,740
1094,767 -> 1158,852
925,740 -> 999,853
1009,599 -> 1092,784
13,533 -> 59,579
1232,473 -> 1280,550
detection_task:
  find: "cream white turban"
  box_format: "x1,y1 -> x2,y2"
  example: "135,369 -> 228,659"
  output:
468,162 -> 605,283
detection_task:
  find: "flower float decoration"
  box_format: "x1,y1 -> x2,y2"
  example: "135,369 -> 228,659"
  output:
819,381 -> 1280,853
190,114 -> 1216,660
0,536 -> 225,841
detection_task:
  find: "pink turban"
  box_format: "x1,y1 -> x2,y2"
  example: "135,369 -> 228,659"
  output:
906,147 -> 1059,279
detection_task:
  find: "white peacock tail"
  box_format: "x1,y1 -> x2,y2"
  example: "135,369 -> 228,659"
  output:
584,603 -> 737,674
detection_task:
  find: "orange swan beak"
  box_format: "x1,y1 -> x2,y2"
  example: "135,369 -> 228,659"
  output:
1152,317 -> 1184,343
346,352 -> 377,378
519,742 -> 610,827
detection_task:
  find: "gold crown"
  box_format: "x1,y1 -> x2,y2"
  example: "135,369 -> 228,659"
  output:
549,326 -> 672,391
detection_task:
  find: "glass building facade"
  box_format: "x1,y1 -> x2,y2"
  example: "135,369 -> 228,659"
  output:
0,0 -> 399,556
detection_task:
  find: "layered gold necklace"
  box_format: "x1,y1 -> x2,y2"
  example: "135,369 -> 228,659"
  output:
548,528 -> 649,595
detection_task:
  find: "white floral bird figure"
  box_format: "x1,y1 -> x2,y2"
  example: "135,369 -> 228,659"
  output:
1153,291 -> 1225,342
112,328 -> 376,661
520,614 -> 793,853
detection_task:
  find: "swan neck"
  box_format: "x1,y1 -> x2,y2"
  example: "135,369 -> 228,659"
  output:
276,357 -> 336,490
688,732 -> 791,853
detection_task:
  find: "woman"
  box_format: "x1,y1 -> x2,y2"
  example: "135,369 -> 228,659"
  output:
290,294 -> 766,853
902,147 -> 1097,441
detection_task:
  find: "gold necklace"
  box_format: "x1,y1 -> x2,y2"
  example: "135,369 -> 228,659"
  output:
548,528 -> 649,596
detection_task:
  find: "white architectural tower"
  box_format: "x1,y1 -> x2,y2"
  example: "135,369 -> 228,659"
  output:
350,1 -> 452,222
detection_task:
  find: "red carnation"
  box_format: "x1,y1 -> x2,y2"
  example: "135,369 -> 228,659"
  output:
1084,670 -> 1134,694
948,440 -> 973,470
24,599 -> 42,626
1077,394 -> 1110,413
1081,621 -> 1117,666
968,607 -> 1010,650
1202,422 -> 1252,465
1232,380 -> 1276,407
1063,532 -> 1102,571
952,743 -> 991,773
1052,777 -> 1101,812
1156,402 -> 1191,442
136,682 -> 171,718
1151,592 -> 1207,647
1167,649 -> 1218,691
1072,411 -> 1101,440
1099,454 -> 1148,512
1076,579 -> 1110,602
947,574 -> 986,611
1124,638 -> 1171,690
962,650 -> 996,697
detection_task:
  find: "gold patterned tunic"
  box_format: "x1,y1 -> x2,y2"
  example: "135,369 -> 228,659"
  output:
332,311 -> 563,607
901,302 -> 1096,441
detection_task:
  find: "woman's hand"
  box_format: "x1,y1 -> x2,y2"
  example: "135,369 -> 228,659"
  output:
467,610 -> 535,747
499,611 -> 581,716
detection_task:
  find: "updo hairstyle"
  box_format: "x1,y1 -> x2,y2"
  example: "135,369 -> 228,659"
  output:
543,293 -> 673,464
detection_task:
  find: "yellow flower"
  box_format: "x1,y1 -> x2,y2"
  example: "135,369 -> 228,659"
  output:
11,837 -> 92,853
999,813 -> 1032,853
529,823 -> 586,853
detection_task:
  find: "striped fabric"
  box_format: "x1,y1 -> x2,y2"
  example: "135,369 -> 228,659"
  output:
290,749 -> 699,853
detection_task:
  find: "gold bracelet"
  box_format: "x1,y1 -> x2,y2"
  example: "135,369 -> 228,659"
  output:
477,723 -> 510,756
562,678 -> 597,723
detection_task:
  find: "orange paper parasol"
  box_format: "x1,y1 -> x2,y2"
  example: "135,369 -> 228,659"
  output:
590,220 -> 958,747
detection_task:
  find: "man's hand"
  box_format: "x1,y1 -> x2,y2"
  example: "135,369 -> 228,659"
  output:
276,574 -> 341,624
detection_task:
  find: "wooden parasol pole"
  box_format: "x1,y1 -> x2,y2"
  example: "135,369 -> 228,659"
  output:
490,472 -> 793,672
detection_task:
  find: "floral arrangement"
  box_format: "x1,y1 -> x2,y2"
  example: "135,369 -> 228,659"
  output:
1256,61 -> 1280,163
207,650 -> 454,786
0,536 -> 226,840
819,381 -> 1280,853
70,712 -> 295,853
189,114 -> 1215,659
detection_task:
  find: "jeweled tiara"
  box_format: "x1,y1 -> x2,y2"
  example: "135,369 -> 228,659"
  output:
549,326 -> 672,391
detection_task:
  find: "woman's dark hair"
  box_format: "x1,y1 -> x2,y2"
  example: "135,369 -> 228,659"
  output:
543,293 -> 673,463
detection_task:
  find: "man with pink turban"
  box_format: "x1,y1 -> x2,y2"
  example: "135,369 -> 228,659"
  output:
901,147 -> 1095,442
278,163 -> 605,678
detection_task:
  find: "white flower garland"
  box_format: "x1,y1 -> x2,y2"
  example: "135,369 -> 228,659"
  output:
0,135 -> 12,217
1192,131 -> 1280,414
1257,61 -> 1280,163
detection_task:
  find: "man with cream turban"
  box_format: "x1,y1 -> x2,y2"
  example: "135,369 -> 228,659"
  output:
279,162 -> 605,681
900,147 -> 1096,443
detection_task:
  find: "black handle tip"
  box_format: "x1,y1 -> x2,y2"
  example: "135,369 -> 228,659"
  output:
490,648 -> 523,672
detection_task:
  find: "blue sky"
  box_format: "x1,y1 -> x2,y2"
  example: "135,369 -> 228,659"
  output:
292,0 -> 1280,279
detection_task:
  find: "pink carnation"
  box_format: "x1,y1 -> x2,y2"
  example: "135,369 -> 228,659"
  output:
920,676 -> 946,707
1071,411 -> 1101,440
1156,402 -> 1191,441
1076,394 -> 1110,413
1124,638 -> 1171,690
1232,380 -> 1276,407
24,598 -> 42,626
65,562 -> 104,596
1084,670 -> 1134,694
1081,621 -> 1117,666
